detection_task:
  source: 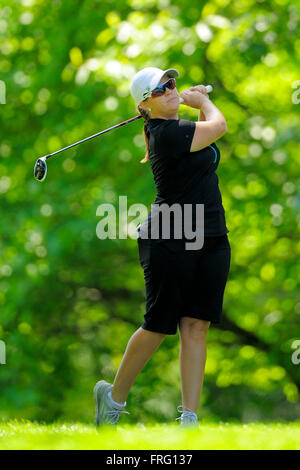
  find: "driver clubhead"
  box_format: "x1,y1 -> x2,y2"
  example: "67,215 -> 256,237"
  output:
34,158 -> 47,182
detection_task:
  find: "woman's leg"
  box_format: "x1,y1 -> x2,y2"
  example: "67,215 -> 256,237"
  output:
111,327 -> 166,404
178,317 -> 210,412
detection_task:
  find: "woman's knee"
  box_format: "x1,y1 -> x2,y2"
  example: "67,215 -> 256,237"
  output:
179,317 -> 210,340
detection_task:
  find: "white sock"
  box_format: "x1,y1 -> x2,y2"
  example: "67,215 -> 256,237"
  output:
108,390 -> 125,407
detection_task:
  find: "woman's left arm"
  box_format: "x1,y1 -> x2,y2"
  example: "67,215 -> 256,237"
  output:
189,85 -> 208,122
198,109 -> 206,121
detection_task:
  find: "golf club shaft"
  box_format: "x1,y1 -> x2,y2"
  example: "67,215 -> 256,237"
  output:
43,115 -> 143,160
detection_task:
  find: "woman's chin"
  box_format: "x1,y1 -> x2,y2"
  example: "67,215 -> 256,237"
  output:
168,99 -> 179,109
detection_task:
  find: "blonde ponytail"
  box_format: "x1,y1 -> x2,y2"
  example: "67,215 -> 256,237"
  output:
137,105 -> 151,163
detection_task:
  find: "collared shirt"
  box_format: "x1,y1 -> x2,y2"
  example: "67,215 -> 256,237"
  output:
139,118 -> 229,240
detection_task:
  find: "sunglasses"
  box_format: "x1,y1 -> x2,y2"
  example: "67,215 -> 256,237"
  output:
143,78 -> 176,100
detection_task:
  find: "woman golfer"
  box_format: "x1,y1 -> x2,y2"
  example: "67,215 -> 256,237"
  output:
94,67 -> 231,427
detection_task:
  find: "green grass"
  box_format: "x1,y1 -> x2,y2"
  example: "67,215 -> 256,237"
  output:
0,420 -> 299,450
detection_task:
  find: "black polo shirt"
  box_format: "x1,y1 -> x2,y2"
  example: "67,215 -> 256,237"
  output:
140,118 -> 229,240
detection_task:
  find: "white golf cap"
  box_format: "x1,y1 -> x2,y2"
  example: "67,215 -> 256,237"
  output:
130,67 -> 179,105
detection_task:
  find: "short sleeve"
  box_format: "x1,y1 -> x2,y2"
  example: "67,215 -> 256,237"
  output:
158,119 -> 196,157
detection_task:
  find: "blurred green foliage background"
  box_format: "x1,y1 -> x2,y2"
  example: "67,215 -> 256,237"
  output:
0,0 -> 299,425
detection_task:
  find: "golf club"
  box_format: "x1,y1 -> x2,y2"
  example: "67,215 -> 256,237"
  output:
33,115 -> 143,182
33,85 -> 213,182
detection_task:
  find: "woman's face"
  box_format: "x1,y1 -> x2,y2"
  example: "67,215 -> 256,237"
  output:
139,74 -> 180,118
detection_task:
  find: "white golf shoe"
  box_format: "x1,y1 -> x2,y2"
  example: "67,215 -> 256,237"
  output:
176,405 -> 199,427
94,380 -> 130,426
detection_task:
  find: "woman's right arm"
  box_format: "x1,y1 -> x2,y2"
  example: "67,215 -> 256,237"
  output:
179,88 -> 227,152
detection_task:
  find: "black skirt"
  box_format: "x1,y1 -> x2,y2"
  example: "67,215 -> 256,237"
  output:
137,229 -> 231,335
